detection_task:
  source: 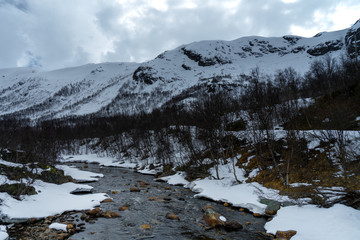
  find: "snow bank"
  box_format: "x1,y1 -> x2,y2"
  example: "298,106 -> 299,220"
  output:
60,154 -> 137,168
265,204 -> 360,240
55,165 -> 104,182
0,180 -> 107,223
161,163 -> 292,214
160,172 -> 189,186
0,159 -> 23,168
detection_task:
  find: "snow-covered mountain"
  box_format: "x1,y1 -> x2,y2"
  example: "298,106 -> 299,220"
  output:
1,20 -> 359,120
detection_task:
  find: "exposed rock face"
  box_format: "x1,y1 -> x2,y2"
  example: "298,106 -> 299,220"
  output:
133,66 -> 163,85
182,48 -> 232,66
307,40 -> 343,56
345,20 -> 360,58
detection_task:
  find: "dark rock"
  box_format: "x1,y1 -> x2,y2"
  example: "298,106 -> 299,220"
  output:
261,199 -> 281,215
224,221 -> 243,231
132,66 -> 163,85
307,40 -> 343,56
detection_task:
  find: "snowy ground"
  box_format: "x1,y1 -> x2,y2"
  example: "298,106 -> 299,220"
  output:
60,154 -> 137,168
1,154 -> 359,240
159,162 -> 360,240
0,158 -> 111,239
55,164 -> 104,182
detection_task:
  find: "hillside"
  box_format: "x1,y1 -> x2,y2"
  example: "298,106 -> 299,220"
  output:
0,19 -> 359,120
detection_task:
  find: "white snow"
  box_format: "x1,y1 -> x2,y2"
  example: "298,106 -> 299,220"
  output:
55,165 -> 104,182
160,171 -> 189,186
49,222 -> 67,232
60,154 -> 137,168
0,226 -> 8,240
265,204 -> 360,240
0,159 -> 23,168
0,180 -> 107,223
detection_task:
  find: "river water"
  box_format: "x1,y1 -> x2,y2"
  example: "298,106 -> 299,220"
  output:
70,163 -> 272,240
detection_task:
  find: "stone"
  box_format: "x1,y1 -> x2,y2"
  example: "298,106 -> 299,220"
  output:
80,213 -> 88,221
261,199 -> 281,215
112,190 -> 118,194
130,187 -> 141,192
136,180 -> 150,186
165,212 -> 180,220
86,207 -> 102,216
224,221 -> 243,231
275,230 -> 297,240
101,198 -> 113,203
118,206 -> 129,211
223,202 -> 229,207
253,213 -> 262,218
202,206 -> 226,228
141,224 -> 151,230
103,211 -> 121,218
83,165 -> 88,168
245,222 -> 251,226
164,186 -> 172,190
66,224 -> 74,231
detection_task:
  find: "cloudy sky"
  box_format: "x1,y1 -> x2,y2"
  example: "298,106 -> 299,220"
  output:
0,0 -> 359,70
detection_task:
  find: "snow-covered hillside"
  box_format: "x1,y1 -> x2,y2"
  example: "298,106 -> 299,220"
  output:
0,20 -> 359,120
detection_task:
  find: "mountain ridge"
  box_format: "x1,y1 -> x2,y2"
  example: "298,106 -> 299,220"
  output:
0,20 -> 359,120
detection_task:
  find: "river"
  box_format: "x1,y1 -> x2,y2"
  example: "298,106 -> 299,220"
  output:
68,163 -> 271,240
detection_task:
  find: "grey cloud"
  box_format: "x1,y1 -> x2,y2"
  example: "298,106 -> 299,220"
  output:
0,0 -> 358,69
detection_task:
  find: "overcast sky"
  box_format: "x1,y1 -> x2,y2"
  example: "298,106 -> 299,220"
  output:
0,0 -> 359,70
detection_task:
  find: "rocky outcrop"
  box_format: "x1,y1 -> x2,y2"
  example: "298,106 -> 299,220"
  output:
133,66 -> 164,85
345,20 -> 360,58
307,40 -> 343,56
181,48 -> 232,66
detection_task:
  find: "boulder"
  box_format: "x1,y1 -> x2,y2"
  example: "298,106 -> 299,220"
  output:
101,198 -> 113,203
261,199 -> 281,215
202,205 -> 225,228
202,205 -> 242,231
224,221 -> 243,231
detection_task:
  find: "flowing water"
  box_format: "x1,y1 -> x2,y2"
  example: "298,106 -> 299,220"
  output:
70,163 -> 272,240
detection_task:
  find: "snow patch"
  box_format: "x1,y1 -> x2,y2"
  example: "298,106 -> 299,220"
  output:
49,222 -> 67,232
265,204 -> 360,240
